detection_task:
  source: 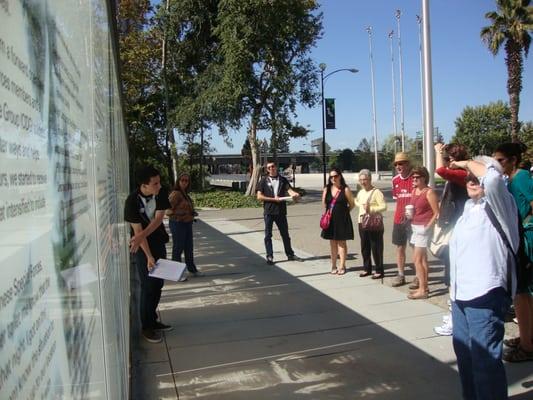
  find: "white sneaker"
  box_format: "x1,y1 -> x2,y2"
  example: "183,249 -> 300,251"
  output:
434,320 -> 453,336
442,314 -> 451,324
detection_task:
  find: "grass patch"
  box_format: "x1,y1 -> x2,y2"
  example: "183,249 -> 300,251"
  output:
191,189 -> 262,209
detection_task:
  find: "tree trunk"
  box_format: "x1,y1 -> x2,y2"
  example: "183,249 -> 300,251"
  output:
245,121 -> 261,196
505,40 -> 523,142
162,0 -> 179,183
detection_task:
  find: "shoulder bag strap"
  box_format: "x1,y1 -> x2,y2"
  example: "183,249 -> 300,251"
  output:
328,188 -> 342,210
365,189 -> 376,208
484,202 -> 515,293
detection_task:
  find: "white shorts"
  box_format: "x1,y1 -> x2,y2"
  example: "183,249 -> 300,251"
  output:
410,224 -> 430,248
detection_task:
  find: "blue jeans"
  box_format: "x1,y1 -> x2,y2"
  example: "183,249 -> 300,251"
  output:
169,220 -> 197,273
135,241 -> 165,329
264,214 -> 294,258
452,287 -> 511,400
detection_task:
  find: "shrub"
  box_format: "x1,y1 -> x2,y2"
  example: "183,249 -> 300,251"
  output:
191,190 -> 262,209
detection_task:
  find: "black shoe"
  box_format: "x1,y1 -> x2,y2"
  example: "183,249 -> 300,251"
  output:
266,256 -> 274,265
287,255 -> 302,261
142,329 -> 162,343
191,271 -> 205,277
154,321 -> 173,332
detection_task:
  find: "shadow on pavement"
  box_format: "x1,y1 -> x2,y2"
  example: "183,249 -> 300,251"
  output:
131,220 -> 532,400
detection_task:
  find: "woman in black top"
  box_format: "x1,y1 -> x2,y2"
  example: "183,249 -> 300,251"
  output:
321,168 -> 355,275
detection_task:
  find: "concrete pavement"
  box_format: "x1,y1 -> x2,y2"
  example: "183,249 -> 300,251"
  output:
131,179 -> 533,399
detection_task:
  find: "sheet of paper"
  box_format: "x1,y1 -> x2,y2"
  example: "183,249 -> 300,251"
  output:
149,259 -> 187,281
278,196 -> 294,202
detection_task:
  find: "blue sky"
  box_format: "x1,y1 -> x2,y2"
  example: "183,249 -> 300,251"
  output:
207,0 -> 533,154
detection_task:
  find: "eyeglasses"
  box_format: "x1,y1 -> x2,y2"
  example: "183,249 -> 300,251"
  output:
394,161 -> 407,166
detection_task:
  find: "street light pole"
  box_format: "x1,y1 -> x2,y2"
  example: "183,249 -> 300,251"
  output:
396,9 -> 406,152
319,64 -> 358,187
422,0 -> 435,186
388,30 -> 398,149
320,63 -> 327,187
366,26 -> 379,177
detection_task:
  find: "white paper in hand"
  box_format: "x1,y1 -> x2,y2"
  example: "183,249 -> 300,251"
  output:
278,196 -> 294,202
149,259 -> 187,281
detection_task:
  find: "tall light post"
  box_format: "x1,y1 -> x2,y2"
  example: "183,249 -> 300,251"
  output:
366,26 -> 379,177
388,30 -> 398,152
421,0 -> 435,186
417,15 -> 426,166
319,64 -> 358,187
396,9 -> 406,152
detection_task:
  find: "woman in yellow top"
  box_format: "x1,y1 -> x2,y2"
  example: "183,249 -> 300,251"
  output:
355,169 -> 387,279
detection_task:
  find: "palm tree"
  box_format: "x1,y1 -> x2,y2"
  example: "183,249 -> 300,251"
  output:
480,0 -> 533,141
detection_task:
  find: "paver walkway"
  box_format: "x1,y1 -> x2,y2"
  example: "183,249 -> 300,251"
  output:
131,189 -> 533,399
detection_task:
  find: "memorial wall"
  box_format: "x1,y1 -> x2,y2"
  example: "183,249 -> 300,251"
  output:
0,1 -> 130,399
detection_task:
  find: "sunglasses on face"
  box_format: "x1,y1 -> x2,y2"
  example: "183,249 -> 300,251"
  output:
394,161 -> 407,166
330,175 -> 339,179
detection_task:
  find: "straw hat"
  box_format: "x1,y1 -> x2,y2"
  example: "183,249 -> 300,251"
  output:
394,152 -> 410,164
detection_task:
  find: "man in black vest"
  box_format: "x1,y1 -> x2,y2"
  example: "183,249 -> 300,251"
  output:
257,162 -> 301,265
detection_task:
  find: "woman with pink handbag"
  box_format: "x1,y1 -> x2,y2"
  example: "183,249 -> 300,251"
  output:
355,169 -> 387,279
320,168 -> 355,275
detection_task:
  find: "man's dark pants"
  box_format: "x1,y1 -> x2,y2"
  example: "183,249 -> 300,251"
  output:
264,214 -> 294,258
135,241 -> 166,329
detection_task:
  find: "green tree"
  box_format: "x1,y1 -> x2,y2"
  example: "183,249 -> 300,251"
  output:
337,148 -> 356,171
480,0 -> 533,140
452,101 -> 512,155
212,0 -> 323,195
519,121 -> 533,162
118,0 -> 171,187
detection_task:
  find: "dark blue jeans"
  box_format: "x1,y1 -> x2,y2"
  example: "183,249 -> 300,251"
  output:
452,287 -> 511,400
264,214 -> 294,258
169,220 -> 197,273
135,241 -> 165,330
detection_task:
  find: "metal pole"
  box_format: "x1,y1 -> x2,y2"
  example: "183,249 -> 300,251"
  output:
320,65 -> 326,187
367,26 -> 379,177
417,15 -> 426,166
200,126 -> 204,190
389,31 -> 398,147
422,0 -> 435,186
396,10 -> 406,152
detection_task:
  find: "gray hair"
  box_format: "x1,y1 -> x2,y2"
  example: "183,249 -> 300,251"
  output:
358,169 -> 372,180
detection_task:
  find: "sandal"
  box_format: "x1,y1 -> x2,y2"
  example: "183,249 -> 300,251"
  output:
330,268 -> 338,275
337,268 -> 346,275
503,345 -> 533,363
407,292 -> 428,300
408,277 -> 420,290
504,337 -> 520,348
359,271 -> 371,277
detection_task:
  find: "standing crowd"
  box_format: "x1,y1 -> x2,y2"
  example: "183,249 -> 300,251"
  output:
126,141 -> 533,398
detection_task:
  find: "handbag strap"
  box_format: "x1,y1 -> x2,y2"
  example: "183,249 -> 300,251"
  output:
365,189 -> 376,208
328,188 -> 342,210
484,202 -> 514,294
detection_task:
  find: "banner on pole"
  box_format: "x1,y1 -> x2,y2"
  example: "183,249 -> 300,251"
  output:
325,98 -> 336,129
